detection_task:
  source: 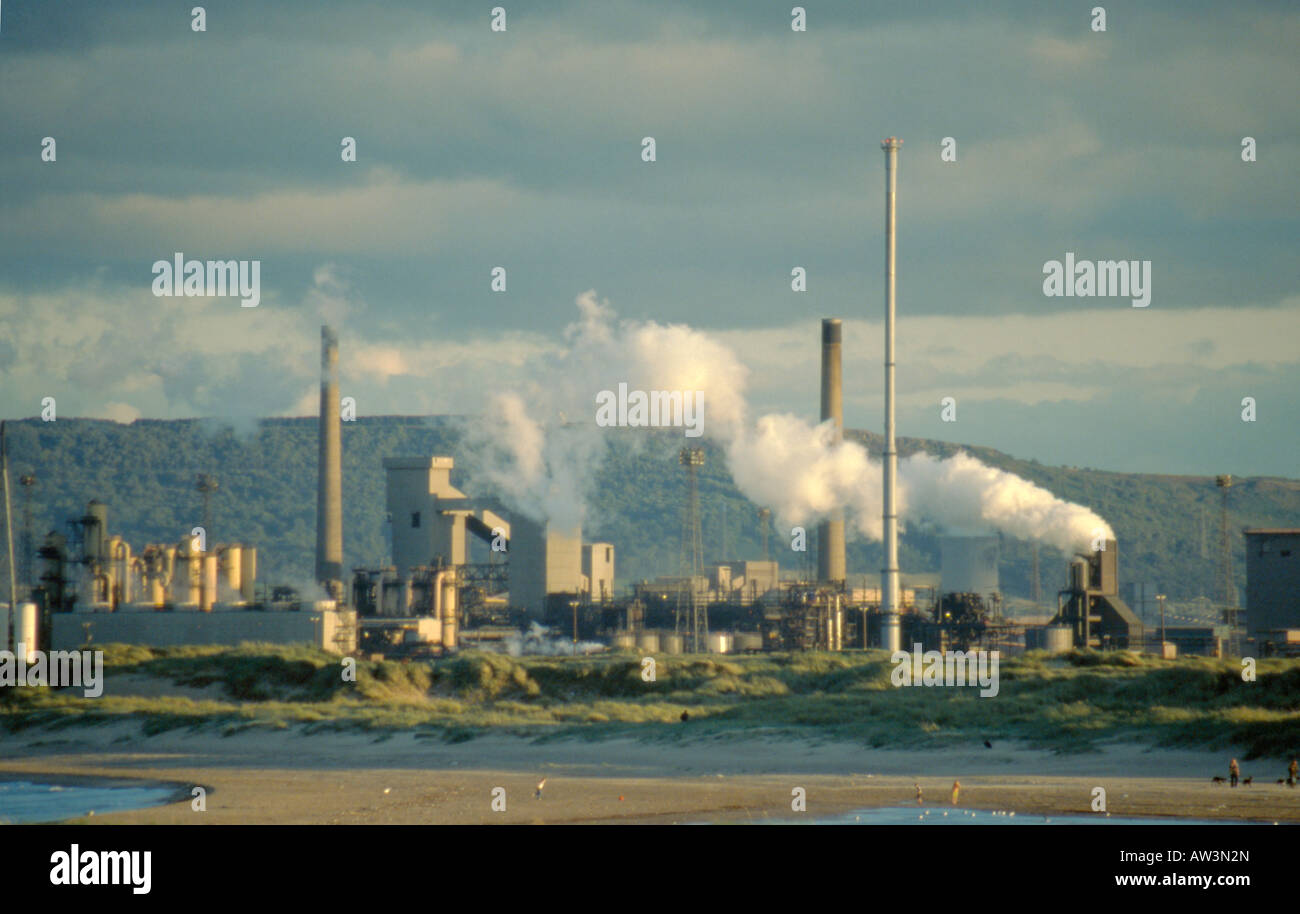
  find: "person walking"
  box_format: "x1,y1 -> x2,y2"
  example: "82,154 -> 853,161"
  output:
914,783 -> 923,805
1229,758 -> 1240,788
951,780 -> 961,806
1288,758 -> 1297,787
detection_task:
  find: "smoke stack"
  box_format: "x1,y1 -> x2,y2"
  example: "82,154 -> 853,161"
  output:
316,325 -> 344,599
880,137 -> 902,640
817,318 -> 846,583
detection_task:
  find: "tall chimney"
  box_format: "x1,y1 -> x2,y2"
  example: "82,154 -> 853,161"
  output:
880,138 -> 902,643
316,325 -> 344,599
817,318 -> 846,584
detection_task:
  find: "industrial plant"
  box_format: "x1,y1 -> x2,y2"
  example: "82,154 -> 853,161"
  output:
1,138 -> 1292,665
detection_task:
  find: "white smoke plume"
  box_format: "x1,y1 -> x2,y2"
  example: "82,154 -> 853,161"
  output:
463,291 -> 1111,551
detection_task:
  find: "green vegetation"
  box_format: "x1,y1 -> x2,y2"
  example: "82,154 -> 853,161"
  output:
5,416 -> 1297,599
4,644 -> 1298,759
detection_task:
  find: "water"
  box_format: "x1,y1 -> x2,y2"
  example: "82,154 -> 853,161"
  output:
752,806 -> 1258,825
0,780 -> 178,824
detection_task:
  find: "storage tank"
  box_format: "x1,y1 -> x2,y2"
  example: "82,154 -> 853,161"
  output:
706,632 -> 732,654
239,546 -> 257,602
610,632 -> 636,651
636,631 -> 660,653
1044,625 -> 1073,653
940,534 -> 1000,596
660,633 -> 684,654
202,554 -> 218,612
220,545 -> 242,596
18,603 -> 38,660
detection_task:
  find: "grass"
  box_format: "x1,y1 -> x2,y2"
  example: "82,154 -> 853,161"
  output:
2,644 -> 1299,758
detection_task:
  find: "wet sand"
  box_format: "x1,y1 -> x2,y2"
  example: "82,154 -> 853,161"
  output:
3,724 -> 1297,824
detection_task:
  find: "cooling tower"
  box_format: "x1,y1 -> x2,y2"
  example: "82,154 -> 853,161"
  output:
817,318 -> 846,583
316,325 -> 344,597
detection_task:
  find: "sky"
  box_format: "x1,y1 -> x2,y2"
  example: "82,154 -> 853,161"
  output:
0,0 -> 1296,477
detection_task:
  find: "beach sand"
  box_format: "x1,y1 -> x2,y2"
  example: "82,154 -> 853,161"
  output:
3,723 -> 1298,824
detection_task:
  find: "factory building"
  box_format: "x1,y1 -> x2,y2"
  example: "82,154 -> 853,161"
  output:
1244,529 -> 1300,652
582,543 -> 615,603
25,498 -> 356,655
1050,538 -> 1144,649
509,517 -> 584,615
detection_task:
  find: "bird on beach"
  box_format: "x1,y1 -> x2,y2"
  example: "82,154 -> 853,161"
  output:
951,781 -> 961,806
680,710 -> 690,722
535,778 -> 547,799
983,740 -> 992,749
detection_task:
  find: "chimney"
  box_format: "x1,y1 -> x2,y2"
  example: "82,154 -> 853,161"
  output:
817,318 -> 846,584
316,325 -> 344,599
880,138 -> 902,646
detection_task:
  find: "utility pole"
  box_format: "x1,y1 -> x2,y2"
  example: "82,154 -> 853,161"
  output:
19,473 -> 36,593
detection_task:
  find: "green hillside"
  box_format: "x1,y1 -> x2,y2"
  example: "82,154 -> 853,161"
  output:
2,417 -> 1296,603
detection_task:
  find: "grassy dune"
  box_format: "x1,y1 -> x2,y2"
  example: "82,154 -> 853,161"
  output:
3,645 -> 1299,758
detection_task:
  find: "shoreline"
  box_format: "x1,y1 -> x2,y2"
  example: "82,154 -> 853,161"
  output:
2,723 -> 1297,825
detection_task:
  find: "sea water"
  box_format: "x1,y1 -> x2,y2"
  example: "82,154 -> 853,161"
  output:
0,780 -> 177,824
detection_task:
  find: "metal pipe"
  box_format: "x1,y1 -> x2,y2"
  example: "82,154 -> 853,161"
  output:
1,423 -> 15,651
881,138 -> 902,619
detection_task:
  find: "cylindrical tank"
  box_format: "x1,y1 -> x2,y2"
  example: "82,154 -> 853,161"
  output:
636,631 -> 660,653
202,554 -> 218,612
440,571 -> 458,649
220,545 -> 242,596
1070,558 -> 1089,593
18,603 -> 38,660
733,632 -> 763,653
880,612 -> 902,653
660,633 -> 684,654
706,632 -> 732,654
610,632 -> 636,651
239,546 -> 257,602
1044,625 -> 1073,654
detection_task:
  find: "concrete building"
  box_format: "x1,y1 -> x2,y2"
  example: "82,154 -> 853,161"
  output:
582,543 -> 615,602
384,456 -> 479,575
1244,529 -> 1300,640
511,517 -> 583,615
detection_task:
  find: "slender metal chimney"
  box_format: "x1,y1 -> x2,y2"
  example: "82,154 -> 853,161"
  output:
817,318 -> 846,584
880,138 -> 902,644
316,325 -> 344,599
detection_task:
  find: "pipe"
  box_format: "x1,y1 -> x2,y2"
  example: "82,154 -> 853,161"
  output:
880,138 -> 902,620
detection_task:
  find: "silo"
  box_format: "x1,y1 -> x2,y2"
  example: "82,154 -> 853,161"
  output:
202,554 -> 218,612
636,630 -> 660,653
239,546 -> 257,602
940,535 -> 1000,595
18,603 -> 38,660
220,544 -> 242,596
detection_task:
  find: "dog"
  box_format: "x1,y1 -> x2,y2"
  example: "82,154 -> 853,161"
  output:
1211,776 -> 1226,784
1242,776 -> 1253,786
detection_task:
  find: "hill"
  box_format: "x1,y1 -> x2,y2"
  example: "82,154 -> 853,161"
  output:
2,416 -> 1297,602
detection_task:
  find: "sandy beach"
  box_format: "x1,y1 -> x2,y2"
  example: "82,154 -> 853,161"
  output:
3,723 -> 1298,824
